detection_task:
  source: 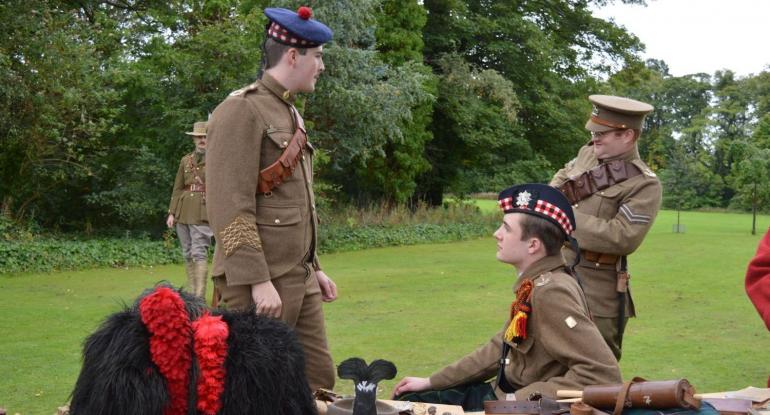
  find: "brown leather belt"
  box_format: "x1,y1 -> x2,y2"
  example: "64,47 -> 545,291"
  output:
581,250 -> 618,265
185,184 -> 206,192
484,399 -> 571,415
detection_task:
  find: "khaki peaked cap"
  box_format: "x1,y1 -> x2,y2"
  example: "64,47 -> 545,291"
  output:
585,95 -> 654,132
185,121 -> 207,136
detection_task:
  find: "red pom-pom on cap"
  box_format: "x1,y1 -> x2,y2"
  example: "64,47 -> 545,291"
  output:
297,6 -> 312,20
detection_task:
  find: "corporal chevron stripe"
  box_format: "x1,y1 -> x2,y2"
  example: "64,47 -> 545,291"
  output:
620,204 -> 651,224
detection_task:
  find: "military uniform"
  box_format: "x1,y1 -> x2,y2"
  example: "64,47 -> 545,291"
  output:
168,121 -> 213,299
396,184 -> 620,411
205,6 -> 334,391
429,255 -> 621,401
549,95 -> 662,359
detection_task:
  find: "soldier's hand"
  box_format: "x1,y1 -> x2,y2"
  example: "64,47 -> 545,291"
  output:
251,280 -> 282,318
316,270 -> 337,302
392,377 -> 431,398
166,214 -> 175,228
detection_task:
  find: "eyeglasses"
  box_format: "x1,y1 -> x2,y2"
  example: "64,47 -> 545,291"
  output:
590,129 -> 623,139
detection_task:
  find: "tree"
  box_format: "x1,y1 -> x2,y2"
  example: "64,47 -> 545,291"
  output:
417,0 -> 647,203
0,0 -> 123,229
730,141 -> 770,234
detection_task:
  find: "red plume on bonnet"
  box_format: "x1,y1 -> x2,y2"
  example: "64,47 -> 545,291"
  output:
297,6 -> 312,20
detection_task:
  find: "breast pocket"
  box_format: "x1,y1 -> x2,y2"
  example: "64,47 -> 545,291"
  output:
595,186 -> 624,219
265,129 -> 294,151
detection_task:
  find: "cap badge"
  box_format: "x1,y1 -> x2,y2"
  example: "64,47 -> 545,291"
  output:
591,105 -> 599,116
516,191 -> 532,208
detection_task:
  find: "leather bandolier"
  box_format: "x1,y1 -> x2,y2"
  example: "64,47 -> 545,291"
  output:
257,106 -> 307,194
557,160 -> 642,206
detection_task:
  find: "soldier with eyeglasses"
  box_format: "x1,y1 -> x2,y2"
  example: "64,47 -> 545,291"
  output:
549,95 -> 662,360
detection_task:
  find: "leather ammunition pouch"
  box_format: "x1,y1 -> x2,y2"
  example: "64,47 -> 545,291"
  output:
559,160 -> 642,205
257,107 -> 308,194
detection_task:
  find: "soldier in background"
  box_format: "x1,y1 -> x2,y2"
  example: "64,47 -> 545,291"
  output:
166,121 -> 213,299
550,95 -> 662,360
205,7 -> 336,391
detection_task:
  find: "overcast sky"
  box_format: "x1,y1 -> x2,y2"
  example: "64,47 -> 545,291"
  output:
591,0 -> 770,78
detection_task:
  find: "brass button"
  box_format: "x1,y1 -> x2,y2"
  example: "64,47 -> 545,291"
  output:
595,263 -> 600,268
302,155 -> 306,160
282,141 -> 288,148
274,219 -> 281,224
573,204 -> 579,208
600,191 -> 604,195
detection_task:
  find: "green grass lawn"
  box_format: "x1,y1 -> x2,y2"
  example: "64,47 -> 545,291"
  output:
2,210 -> 770,413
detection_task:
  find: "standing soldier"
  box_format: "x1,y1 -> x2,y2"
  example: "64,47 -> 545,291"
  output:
550,95 -> 662,360
166,121 -> 213,299
205,7 -> 337,391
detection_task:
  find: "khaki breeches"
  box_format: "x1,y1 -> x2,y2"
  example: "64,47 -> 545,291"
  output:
213,262 -> 335,391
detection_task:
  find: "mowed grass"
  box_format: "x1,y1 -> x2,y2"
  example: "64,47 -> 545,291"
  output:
2,210 -> 770,413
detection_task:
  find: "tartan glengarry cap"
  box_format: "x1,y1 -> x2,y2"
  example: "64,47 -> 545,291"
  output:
264,7 -> 333,47
498,183 -> 576,237
585,94 -> 654,133
185,121 -> 207,136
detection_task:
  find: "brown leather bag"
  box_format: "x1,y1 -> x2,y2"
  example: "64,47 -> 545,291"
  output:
558,160 -> 642,205
257,106 -> 308,194
582,378 -> 701,415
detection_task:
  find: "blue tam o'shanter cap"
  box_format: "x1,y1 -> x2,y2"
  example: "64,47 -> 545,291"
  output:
264,6 -> 333,47
498,183 -> 576,238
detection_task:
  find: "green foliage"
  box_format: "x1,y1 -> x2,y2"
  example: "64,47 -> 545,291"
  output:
0,202 -> 498,274
0,237 -> 181,274
318,200 -> 498,252
0,1 -> 124,229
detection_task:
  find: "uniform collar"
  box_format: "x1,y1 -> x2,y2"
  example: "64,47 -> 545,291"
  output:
260,73 -> 296,104
600,145 -> 640,163
515,255 -> 565,288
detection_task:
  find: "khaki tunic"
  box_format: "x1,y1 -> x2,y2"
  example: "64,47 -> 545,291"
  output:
168,152 -> 208,225
428,255 -> 621,400
549,144 -> 662,318
206,73 -> 320,286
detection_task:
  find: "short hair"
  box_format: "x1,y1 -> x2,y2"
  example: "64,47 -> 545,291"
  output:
264,38 -> 308,69
519,214 -> 565,257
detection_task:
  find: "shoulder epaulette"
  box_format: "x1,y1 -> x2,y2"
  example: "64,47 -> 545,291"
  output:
631,159 -> 657,178
229,82 -> 260,97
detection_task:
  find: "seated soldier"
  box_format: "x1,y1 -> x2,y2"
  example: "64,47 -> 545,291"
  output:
392,183 -> 621,412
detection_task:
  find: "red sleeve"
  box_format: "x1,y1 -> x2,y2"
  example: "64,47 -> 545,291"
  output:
746,228 -> 770,331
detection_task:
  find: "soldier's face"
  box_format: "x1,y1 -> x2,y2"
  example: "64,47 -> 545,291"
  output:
194,136 -> 206,151
494,213 -> 533,267
590,128 -> 635,159
293,45 -> 325,93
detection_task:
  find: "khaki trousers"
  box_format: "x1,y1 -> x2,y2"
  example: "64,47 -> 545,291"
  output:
593,316 -> 628,361
213,262 -> 335,391
176,223 -> 213,261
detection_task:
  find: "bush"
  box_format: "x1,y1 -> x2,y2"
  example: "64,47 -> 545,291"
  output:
317,201 -> 498,253
0,202 -> 499,274
0,237 -> 181,274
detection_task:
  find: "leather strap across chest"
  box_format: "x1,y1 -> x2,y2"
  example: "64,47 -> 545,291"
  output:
558,160 -> 642,205
257,106 -> 308,194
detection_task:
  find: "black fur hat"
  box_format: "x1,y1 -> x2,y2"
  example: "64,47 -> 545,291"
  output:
70,283 -> 316,415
